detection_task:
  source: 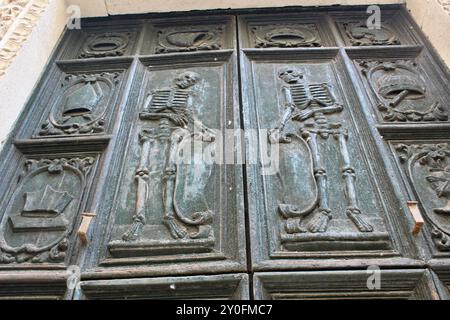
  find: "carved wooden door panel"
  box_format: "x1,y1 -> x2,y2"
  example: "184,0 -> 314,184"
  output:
73,16 -> 248,299
0,6 -> 449,300
238,10 -> 449,299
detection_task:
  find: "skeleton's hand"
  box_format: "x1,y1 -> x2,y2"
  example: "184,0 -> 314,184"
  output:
293,109 -> 314,121
284,102 -> 296,110
169,114 -> 188,127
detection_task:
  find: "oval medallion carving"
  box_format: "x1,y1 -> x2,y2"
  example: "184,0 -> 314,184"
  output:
37,72 -> 121,137
79,32 -> 131,58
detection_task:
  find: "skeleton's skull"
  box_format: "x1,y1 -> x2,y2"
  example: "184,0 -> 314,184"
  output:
175,71 -> 200,89
278,67 -> 303,84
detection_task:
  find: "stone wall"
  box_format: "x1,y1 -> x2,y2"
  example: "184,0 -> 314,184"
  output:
0,0 -> 67,147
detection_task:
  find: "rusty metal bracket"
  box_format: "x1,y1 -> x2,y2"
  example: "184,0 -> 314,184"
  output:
407,201 -> 424,236
78,213 -> 96,245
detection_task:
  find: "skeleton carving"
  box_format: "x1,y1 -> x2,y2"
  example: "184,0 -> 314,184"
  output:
122,71 -> 215,241
270,67 -> 373,234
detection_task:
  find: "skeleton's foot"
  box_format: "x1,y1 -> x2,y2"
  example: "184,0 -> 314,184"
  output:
122,215 -> 145,241
347,208 -> 373,232
285,218 -> 307,234
163,216 -> 187,239
308,210 -> 331,233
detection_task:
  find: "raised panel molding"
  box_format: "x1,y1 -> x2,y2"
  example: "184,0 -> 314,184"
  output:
332,10 -> 421,47
145,16 -> 234,55
76,274 -> 249,300
254,270 -> 439,300
360,60 -> 447,123
241,49 -> 419,271
238,13 -> 336,49
80,51 -> 247,277
351,49 -> 450,130
59,23 -> 142,60
0,270 -> 69,299
36,71 -> 122,137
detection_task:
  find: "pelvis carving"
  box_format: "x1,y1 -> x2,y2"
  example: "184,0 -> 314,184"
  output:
0,157 -> 94,264
121,71 -> 216,242
37,72 -> 121,137
270,67 -> 373,235
396,143 -> 450,251
361,60 -> 448,122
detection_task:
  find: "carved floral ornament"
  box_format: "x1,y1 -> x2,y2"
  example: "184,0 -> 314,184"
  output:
360,60 -> 448,122
396,143 -> 450,251
0,0 -> 49,77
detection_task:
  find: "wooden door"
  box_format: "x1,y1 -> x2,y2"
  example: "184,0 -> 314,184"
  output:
0,6 -> 449,300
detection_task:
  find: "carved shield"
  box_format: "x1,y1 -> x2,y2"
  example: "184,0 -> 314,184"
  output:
408,151 -> 450,235
0,159 -> 90,263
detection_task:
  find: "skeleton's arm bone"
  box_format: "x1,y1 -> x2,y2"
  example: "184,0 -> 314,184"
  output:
320,105 -> 344,114
282,86 -> 294,106
279,86 -> 296,129
142,92 -> 154,111
322,83 -> 339,104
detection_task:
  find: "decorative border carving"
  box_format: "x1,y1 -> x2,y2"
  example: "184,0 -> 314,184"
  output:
0,0 -> 49,78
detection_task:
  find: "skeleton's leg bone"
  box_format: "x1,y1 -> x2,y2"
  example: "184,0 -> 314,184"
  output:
122,137 -> 151,241
336,131 -> 373,232
304,131 -> 332,233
